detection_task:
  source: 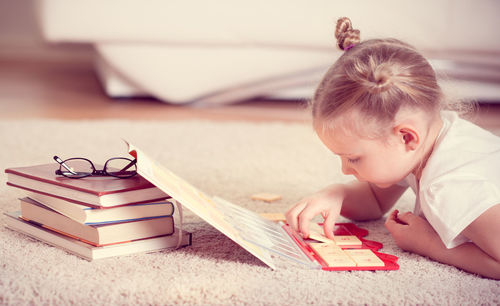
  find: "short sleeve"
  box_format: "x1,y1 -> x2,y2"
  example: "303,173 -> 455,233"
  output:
420,176 -> 500,248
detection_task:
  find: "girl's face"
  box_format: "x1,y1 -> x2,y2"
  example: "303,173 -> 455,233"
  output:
316,125 -> 416,188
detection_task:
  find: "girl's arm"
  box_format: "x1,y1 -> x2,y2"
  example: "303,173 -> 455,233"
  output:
385,205 -> 500,279
286,181 -> 407,239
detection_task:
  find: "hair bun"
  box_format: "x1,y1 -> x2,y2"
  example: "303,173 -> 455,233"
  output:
366,62 -> 394,94
335,17 -> 360,51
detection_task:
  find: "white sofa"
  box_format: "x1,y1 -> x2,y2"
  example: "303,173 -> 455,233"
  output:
36,0 -> 500,104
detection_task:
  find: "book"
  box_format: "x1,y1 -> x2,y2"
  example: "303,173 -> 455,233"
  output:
5,163 -> 169,207
20,197 -> 175,246
27,192 -> 175,225
4,211 -> 192,261
125,141 -> 399,271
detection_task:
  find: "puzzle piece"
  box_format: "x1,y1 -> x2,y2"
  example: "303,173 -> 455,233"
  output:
309,243 -> 356,267
308,224 -> 360,247
344,249 -> 385,267
259,213 -> 287,223
308,223 -> 336,243
333,235 -> 362,247
251,193 -> 282,203
309,242 -> 343,254
308,232 -> 335,243
310,243 -> 385,268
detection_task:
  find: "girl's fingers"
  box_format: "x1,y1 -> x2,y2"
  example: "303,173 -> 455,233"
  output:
395,211 -> 414,225
298,208 -> 317,238
390,209 -> 399,220
323,210 -> 338,239
384,209 -> 399,231
285,201 -> 307,233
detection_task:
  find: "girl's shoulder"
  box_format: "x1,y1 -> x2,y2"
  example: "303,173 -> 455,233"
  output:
441,111 -> 500,146
420,111 -> 500,188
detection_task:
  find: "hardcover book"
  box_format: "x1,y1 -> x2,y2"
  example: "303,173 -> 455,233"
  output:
20,197 -> 174,246
5,163 -> 169,207
27,192 -> 174,225
4,211 -> 191,261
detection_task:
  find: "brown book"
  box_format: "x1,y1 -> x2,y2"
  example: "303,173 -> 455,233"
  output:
19,198 -> 175,246
4,211 -> 191,261
5,163 -> 168,207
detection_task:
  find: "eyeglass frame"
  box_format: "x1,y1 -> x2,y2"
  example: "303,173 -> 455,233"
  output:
53,155 -> 138,179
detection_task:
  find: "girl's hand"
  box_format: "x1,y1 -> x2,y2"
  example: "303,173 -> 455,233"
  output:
285,185 -> 345,239
385,210 -> 442,256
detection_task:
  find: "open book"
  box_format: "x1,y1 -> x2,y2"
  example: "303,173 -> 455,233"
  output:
126,141 -> 399,271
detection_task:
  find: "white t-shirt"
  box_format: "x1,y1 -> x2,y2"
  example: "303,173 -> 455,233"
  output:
403,111 -> 500,248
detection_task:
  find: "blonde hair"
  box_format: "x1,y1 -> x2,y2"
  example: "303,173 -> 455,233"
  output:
313,17 -> 445,136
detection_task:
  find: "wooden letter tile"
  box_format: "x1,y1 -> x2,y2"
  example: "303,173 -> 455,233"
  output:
309,243 -> 356,267
344,249 -> 385,267
251,193 -> 282,203
333,235 -> 362,246
259,213 -> 287,223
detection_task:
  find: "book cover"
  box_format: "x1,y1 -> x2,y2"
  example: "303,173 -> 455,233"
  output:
125,141 -> 398,271
127,141 -> 278,269
20,197 -> 175,246
4,211 -> 192,261
27,192 -> 174,225
5,163 -> 169,207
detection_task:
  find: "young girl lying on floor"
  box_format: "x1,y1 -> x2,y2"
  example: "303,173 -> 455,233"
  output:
286,17 -> 500,279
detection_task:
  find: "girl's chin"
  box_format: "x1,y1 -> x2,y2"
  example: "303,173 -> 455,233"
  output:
373,182 -> 394,189
355,177 -> 395,188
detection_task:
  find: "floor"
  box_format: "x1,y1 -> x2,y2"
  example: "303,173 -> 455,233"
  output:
0,57 -> 310,123
1,57 -> 499,133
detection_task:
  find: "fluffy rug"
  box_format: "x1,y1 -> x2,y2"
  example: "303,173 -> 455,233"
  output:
0,119 -> 498,305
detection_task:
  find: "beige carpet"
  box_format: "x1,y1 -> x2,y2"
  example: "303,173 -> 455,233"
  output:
0,119 -> 498,305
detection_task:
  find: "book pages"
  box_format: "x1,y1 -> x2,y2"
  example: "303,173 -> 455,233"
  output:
127,141 -> 296,270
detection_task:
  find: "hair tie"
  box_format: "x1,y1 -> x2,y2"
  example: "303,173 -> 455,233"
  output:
345,44 -> 356,51
335,17 -> 361,51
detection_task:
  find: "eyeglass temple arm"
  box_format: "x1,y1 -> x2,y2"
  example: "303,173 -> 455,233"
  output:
120,159 -> 137,173
53,156 -> 78,175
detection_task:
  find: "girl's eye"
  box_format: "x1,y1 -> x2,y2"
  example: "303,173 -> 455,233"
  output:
347,157 -> 360,164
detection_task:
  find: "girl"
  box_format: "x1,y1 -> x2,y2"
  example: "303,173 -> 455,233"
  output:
286,17 -> 500,279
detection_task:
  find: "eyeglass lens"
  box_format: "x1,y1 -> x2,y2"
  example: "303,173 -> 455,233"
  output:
105,158 -> 137,178
59,158 -> 95,178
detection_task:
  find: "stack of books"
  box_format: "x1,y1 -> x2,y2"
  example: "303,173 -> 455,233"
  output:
4,163 -> 192,260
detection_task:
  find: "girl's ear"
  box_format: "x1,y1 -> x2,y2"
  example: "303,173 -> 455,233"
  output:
395,126 -> 420,151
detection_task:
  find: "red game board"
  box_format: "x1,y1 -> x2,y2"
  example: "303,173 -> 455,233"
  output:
283,223 -> 399,271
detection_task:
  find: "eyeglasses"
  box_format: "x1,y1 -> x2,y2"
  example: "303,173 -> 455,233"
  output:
54,156 -> 137,179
